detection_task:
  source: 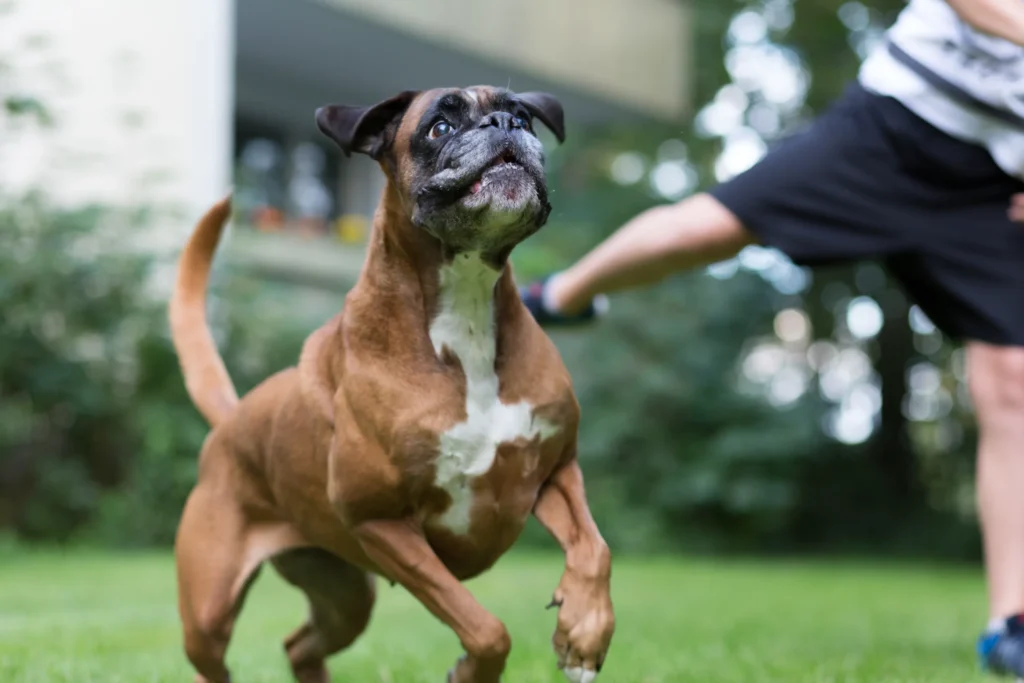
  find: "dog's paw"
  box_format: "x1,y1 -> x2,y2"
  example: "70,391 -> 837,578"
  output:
549,582 -> 614,682
563,666 -> 598,683
446,653 -> 504,683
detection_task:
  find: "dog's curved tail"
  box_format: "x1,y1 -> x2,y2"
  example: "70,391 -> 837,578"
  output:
169,195 -> 239,427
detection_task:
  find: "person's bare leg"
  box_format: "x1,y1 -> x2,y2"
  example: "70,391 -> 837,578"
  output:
547,193 -> 756,315
969,342 -> 1024,621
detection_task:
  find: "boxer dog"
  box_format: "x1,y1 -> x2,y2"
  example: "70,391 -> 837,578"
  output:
169,86 -> 614,683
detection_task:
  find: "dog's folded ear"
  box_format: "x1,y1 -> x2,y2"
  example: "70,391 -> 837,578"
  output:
316,90 -> 420,159
516,91 -> 566,144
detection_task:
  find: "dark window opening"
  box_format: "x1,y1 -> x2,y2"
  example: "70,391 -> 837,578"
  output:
233,115 -> 343,239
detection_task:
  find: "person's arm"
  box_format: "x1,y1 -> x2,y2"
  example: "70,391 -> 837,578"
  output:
945,0 -> 1024,47
1009,194 -> 1024,222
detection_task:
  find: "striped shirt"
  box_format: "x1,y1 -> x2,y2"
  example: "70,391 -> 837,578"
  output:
859,0 -> 1024,179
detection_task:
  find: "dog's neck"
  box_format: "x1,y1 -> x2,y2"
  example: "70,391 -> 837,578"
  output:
350,179 -> 516,364
429,251 -> 502,395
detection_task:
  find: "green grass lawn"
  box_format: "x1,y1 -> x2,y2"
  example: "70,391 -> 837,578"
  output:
0,548 -> 999,682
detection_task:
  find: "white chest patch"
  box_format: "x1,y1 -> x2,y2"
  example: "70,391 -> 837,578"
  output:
428,254 -> 559,535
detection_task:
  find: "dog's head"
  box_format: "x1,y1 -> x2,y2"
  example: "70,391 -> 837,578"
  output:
315,86 -> 564,264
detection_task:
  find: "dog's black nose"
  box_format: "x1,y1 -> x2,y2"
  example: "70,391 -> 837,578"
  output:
478,111 -> 524,133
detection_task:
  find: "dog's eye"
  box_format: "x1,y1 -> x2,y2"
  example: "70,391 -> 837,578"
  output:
512,115 -> 531,131
429,120 -> 454,139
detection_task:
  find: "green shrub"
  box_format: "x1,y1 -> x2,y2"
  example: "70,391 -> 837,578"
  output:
0,192 -> 308,545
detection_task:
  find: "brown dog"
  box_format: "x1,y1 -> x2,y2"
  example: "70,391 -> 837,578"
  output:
169,86 -> 614,683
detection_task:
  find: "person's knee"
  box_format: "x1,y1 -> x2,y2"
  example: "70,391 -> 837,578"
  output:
970,344 -> 1024,429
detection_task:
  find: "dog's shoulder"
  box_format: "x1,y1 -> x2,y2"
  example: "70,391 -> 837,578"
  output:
298,314 -> 344,427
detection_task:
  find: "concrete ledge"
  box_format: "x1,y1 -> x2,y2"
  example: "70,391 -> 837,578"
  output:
236,0 -> 692,134
222,228 -> 366,292
312,0 -> 692,121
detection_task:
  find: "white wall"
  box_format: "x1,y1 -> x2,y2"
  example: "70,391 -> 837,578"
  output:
0,0 -> 235,250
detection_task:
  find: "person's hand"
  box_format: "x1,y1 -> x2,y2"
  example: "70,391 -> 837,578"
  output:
1010,194 -> 1024,223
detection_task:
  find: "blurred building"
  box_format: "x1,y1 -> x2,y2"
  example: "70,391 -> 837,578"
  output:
3,0 -> 691,288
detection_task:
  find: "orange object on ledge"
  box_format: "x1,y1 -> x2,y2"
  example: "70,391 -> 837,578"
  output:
252,206 -> 285,232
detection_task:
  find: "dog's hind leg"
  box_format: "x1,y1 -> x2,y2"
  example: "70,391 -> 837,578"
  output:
174,485 -> 265,683
271,547 -> 377,683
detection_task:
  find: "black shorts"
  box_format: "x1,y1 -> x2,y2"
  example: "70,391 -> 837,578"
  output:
710,83 -> 1024,346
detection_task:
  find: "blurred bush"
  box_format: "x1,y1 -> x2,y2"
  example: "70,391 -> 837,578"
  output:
0,189 -> 979,557
0,195 -> 148,540
0,192 -> 306,545
557,271 -> 828,554
514,238 -> 834,555
0,185 -> 834,553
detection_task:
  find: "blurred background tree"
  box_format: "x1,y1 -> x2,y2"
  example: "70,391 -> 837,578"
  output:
513,0 -> 979,558
0,0 -> 983,559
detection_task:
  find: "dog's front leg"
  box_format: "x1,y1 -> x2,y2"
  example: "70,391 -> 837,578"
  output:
533,456 -> 615,683
355,519 -> 510,683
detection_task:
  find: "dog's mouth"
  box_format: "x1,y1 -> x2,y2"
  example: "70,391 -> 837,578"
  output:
467,152 -> 524,196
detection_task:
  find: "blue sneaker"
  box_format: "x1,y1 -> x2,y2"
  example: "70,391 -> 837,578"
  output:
518,275 -> 608,328
979,614 -> 1024,678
